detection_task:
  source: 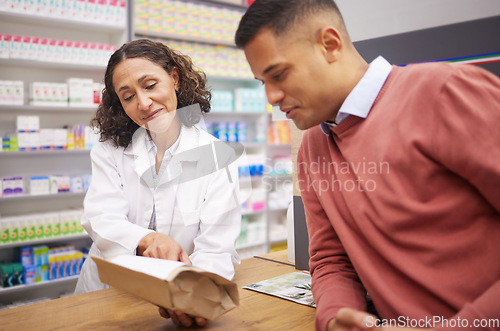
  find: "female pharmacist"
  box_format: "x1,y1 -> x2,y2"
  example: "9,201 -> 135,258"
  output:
75,39 -> 242,328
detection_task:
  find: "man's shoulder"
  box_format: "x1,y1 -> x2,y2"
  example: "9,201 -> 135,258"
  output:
393,61 -> 493,82
383,62 -> 495,102
390,61 -> 456,82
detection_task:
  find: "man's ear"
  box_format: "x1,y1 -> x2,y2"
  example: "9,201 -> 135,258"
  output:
319,26 -> 342,63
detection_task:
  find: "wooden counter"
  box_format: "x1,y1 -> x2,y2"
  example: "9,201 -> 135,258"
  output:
0,250 -> 315,330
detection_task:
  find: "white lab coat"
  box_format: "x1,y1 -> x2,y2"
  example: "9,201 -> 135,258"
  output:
75,125 -> 241,294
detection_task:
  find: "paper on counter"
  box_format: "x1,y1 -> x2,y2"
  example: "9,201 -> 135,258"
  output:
243,270 -> 316,307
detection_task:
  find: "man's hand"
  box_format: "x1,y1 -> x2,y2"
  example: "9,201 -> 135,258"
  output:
328,307 -> 375,330
328,308 -> 435,331
159,307 -> 208,327
137,232 -> 191,263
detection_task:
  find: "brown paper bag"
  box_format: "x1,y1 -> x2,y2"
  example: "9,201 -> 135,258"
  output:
92,255 -> 239,320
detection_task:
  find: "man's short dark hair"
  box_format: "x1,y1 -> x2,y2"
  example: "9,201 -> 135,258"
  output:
235,0 -> 343,49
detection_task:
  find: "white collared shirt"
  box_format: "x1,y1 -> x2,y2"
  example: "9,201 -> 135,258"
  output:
144,128 -> 181,188
144,128 -> 181,230
321,56 -> 393,135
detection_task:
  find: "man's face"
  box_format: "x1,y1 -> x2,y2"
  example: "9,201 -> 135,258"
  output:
244,28 -> 341,130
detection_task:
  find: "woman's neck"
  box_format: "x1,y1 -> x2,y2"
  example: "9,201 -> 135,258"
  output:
148,118 -> 181,174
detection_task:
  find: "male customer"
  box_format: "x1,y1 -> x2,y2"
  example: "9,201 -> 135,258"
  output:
235,1 -> 500,330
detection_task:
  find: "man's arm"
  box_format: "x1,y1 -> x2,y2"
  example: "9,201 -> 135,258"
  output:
430,65 -> 500,330
298,135 -> 367,331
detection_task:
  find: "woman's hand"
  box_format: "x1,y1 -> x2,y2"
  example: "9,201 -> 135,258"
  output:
137,232 -> 191,264
159,307 -> 208,327
139,234 -> 195,324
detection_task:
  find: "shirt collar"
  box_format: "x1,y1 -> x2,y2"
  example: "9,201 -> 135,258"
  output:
145,126 -> 181,162
320,56 -> 392,135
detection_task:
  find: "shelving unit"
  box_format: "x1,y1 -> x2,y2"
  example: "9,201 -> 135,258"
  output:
202,110 -> 274,258
0,0 -> 294,307
135,29 -> 236,47
0,104 -> 98,114
0,191 -> 86,203
264,141 -> 292,251
0,6 -> 128,307
0,58 -> 107,71
0,234 -> 89,251
203,110 -> 292,257
0,232 -> 90,307
0,149 -> 91,156
0,10 -> 126,32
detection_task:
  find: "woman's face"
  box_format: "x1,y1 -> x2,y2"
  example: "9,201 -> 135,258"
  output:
112,57 -> 180,134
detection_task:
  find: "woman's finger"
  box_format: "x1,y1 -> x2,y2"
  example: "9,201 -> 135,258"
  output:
167,309 -> 180,325
180,250 -> 192,264
194,317 -> 208,326
158,307 -> 170,319
175,310 -> 193,327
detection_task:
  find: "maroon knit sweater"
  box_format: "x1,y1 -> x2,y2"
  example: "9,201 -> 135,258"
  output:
298,62 -> 500,331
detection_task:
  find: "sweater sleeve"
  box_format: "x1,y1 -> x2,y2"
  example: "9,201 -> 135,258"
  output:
431,65 -> 500,330
298,134 -> 367,331
437,281 -> 500,331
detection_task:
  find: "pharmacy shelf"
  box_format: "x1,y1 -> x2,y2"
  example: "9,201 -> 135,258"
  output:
268,206 -> 289,212
0,192 -> 86,203
0,58 -> 106,71
0,104 -> 97,113
188,0 -> 248,10
242,142 -> 267,149
207,76 -> 256,83
266,174 -> 292,179
135,29 -> 235,47
0,275 -> 79,296
0,2 -> 128,308
236,240 -> 267,250
206,111 -> 268,116
239,175 -> 264,184
242,209 -> 266,216
0,149 -> 90,157
268,143 -> 292,149
0,234 -> 89,250
0,10 -> 125,32
270,237 -> 287,244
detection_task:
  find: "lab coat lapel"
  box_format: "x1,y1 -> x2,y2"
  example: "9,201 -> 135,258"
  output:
157,126 -> 202,187
124,127 -> 155,189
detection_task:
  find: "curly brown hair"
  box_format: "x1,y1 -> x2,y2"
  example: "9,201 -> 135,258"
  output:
92,39 -> 211,148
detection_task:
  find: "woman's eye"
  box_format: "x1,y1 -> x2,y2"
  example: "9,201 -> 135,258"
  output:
146,83 -> 156,90
124,94 -> 134,101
